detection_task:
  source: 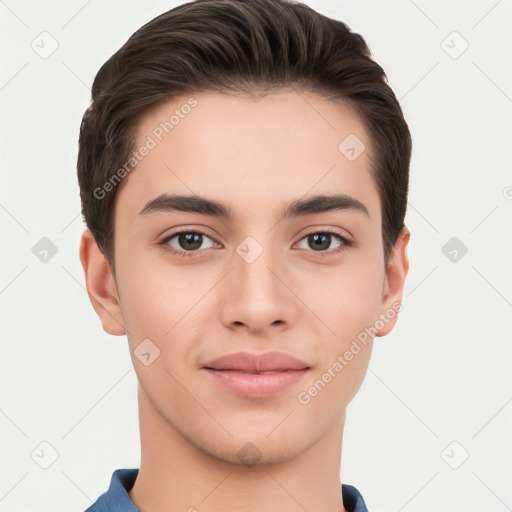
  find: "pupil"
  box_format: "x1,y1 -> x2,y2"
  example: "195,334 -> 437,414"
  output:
179,233 -> 202,250
310,233 -> 330,251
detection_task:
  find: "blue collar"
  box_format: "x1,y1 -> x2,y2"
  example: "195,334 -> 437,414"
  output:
84,468 -> 369,512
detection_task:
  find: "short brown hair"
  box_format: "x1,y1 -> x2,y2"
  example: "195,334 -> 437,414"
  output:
77,0 -> 411,275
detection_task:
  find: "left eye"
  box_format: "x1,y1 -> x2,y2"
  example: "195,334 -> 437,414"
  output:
296,232 -> 348,252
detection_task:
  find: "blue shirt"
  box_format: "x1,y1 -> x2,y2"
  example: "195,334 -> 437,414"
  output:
84,468 -> 369,512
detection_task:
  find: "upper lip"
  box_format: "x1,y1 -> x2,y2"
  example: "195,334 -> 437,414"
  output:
201,351 -> 310,372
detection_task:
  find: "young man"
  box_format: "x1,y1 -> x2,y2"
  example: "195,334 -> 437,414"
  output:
78,0 -> 411,510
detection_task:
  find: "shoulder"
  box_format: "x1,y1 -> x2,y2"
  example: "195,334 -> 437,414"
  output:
82,468 -> 140,512
342,482 -> 369,512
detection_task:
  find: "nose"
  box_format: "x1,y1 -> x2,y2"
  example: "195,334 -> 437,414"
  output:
219,239 -> 298,335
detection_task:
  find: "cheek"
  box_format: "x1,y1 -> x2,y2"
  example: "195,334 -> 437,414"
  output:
115,247 -> 190,332
301,258 -> 384,344
115,252 -> 211,375
297,270 -> 379,411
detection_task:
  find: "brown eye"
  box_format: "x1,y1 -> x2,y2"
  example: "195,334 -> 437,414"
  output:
175,232 -> 203,251
297,231 -> 352,253
159,231 -> 216,255
307,233 -> 335,251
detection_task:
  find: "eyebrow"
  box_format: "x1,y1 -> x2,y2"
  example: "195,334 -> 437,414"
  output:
138,192 -> 370,220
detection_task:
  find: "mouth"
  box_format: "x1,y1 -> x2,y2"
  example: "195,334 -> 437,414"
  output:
200,351 -> 312,398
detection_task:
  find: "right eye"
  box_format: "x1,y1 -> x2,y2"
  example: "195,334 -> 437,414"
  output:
158,230 -> 218,257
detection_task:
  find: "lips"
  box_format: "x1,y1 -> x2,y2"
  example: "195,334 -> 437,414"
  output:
200,351 -> 311,398
201,350 -> 310,373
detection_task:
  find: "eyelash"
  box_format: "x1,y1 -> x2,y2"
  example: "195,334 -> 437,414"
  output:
157,229 -> 355,258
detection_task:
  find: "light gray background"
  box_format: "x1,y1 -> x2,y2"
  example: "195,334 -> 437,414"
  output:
1,1 -> 511,511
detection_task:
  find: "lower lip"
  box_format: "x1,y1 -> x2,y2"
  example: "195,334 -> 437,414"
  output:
202,368 -> 309,398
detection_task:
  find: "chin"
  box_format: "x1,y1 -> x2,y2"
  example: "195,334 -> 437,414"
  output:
199,433 -> 312,467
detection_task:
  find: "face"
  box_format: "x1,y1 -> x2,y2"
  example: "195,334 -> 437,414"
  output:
82,88 -> 409,465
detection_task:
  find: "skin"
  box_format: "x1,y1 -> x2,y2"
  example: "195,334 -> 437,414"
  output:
80,88 -> 409,512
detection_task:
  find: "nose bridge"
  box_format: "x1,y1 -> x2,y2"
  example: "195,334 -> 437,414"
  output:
220,230 -> 296,332
234,232 -> 283,299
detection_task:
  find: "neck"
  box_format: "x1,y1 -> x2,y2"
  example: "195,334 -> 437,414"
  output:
129,385 -> 348,512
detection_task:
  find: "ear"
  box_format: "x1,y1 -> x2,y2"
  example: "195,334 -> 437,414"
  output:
79,228 -> 126,336
375,226 -> 410,337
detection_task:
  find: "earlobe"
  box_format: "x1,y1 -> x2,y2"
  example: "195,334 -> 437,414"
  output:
376,226 -> 410,337
79,229 -> 126,336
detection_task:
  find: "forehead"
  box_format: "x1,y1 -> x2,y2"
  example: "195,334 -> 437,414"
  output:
115,89 -> 379,226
